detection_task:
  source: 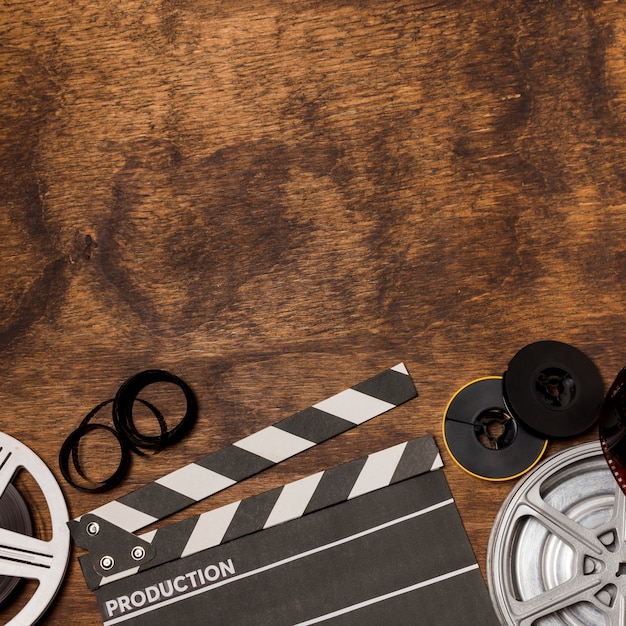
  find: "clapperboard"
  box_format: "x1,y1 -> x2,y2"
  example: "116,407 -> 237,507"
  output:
70,364 -> 499,625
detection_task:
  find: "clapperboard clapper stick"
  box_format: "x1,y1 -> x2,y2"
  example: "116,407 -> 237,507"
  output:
89,434 -> 444,590
70,364 -> 417,586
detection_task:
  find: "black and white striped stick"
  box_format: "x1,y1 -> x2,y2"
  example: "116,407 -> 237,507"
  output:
94,435 -> 441,589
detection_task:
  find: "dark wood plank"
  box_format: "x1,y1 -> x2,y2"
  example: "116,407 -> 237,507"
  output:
1,0 -> 626,623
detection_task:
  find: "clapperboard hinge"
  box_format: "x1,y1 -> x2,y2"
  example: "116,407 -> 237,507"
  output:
70,363 -> 418,587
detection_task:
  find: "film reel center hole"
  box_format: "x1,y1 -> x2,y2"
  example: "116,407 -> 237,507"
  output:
474,409 -> 516,450
535,367 -> 576,408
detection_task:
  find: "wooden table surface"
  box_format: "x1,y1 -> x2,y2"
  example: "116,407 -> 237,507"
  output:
2,1 -> 626,623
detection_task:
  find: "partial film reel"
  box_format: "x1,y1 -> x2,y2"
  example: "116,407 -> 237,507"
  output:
443,377 -> 548,481
488,442 -> 626,626
0,432 -> 70,625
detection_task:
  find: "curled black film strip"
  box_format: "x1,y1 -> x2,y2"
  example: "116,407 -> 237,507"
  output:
113,369 -> 197,452
59,370 -> 197,493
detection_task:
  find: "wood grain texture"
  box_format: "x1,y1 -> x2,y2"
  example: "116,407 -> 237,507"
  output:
2,0 -> 626,623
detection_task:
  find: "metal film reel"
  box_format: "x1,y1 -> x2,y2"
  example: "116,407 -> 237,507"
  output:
0,432 -> 70,625
488,442 -> 626,626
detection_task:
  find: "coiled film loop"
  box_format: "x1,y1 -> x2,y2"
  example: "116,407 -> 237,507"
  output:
113,369 -> 197,452
59,370 -> 197,492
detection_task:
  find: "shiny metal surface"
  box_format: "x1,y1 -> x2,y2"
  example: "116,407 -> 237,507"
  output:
488,442 -> 626,626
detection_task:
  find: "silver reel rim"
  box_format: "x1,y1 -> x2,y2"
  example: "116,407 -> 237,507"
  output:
0,432 -> 70,625
488,441 -> 626,626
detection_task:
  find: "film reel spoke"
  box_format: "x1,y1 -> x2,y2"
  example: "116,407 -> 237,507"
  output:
509,573 -> 603,626
518,487 -> 601,557
0,529 -> 56,579
0,449 -> 22,500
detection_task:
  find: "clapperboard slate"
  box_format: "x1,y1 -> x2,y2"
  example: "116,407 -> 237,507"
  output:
71,365 -> 499,625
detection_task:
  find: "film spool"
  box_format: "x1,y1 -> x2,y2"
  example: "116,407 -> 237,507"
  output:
503,340 -> 604,439
0,484 -> 32,604
443,377 -> 547,481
